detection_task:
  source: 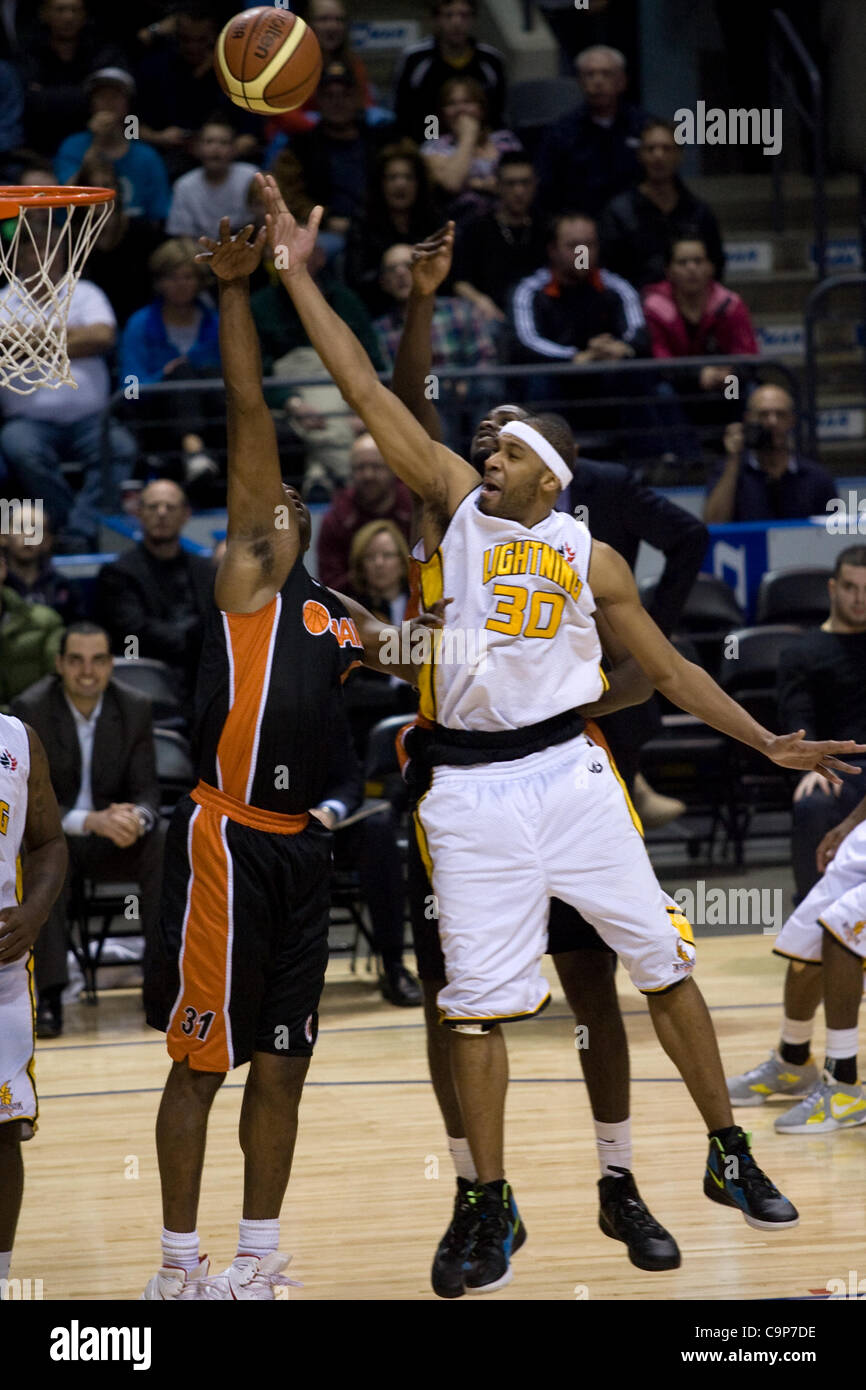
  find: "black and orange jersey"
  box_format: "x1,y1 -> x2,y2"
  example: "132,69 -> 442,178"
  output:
192,561 -> 363,815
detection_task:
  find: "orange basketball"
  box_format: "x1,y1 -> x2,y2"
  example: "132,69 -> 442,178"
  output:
214,7 -> 322,115
303,599 -> 331,635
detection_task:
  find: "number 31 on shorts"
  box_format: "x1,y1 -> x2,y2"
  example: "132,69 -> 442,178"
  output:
485,582 -> 566,639
180,1006 -> 216,1040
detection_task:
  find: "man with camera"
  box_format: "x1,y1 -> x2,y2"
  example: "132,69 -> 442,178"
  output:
703,384 -> 836,523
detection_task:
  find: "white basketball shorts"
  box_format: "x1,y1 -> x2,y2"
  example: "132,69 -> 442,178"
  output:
774,821 -> 866,964
0,952 -> 38,1128
414,733 -> 696,1025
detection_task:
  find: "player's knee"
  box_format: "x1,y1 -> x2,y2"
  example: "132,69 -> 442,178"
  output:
0,1119 -> 31,1147
170,1059 -> 226,1098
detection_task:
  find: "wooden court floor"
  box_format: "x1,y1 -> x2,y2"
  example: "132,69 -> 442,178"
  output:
13,934 -> 866,1302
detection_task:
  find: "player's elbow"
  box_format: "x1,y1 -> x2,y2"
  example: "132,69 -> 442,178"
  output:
653,651 -> 703,699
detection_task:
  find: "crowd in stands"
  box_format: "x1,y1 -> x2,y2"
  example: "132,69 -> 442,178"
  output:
0,0 -> 783,516
0,1 -> 855,1027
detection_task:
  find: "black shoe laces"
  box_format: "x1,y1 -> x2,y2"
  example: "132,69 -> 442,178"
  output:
468,1191 -> 509,1261
610,1188 -> 668,1238
735,1152 -> 781,1200
438,1188 -> 477,1256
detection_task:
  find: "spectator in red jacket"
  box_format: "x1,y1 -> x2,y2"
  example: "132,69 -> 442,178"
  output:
643,233 -> 758,383
643,233 -> 759,458
316,433 -> 413,590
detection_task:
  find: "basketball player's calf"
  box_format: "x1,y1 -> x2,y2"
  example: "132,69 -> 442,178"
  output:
554,949 -> 680,1272
0,1121 -> 30,1277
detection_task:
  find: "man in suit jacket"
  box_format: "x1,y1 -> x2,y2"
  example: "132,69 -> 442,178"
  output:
558,448 -> 709,821
12,621 -> 164,1036
96,480 -> 215,706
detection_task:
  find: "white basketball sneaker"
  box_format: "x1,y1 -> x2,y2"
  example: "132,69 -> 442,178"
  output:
218,1252 -> 302,1300
140,1257 -> 226,1300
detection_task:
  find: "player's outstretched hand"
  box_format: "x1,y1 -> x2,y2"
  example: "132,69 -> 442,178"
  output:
256,172 -> 323,277
196,218 -> 267,281
410,223 -> 455,297
765,731 -> 866,785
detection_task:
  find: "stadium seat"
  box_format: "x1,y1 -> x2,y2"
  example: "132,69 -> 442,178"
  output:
112,657 -> 185,730
755,566 -> 831,627
643,573 -> 746,679
718,623 -> 803,699
153,728 -> 195,813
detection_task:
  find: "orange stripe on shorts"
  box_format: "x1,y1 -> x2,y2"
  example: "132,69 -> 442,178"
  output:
167,806 -> 233,1072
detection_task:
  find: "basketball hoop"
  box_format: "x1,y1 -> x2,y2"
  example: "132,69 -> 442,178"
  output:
0,185 -> 115,394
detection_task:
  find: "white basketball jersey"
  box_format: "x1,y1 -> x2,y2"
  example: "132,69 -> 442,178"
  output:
415,487 -> 605,731
0,714 -> 30,912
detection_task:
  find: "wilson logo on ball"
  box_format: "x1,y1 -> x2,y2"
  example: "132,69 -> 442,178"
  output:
214,6 -> 323,115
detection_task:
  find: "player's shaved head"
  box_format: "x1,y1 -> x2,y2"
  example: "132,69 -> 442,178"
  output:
470,402 -> 529,469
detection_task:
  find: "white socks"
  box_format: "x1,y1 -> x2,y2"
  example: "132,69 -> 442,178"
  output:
825,1027 -> 859,1060
237,1217 -> 280,1260
595,1119 -> 632,1178
780,1016 -> 813,1047
447,1135 -> 477,1183
160,1228 -> 200,1273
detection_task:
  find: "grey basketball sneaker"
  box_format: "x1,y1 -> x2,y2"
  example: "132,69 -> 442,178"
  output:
775,1071 -> 866,1134
727,1049 -> 818,1106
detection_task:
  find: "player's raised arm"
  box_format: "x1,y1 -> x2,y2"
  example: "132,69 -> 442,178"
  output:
196,218 -> 300,613
589,542 -> 866,781
390,224 -> 455,444
0,725 -> 66,966
256,174 -> 478,516
331,588 -> 430,688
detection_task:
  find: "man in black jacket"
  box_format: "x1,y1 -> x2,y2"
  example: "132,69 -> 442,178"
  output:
599,118 -> 725,290
96,479 -> 214,705
535,45 -> 645,218
13,621 -> 164,1036
291,62 -> 394,231
392,0 -> 506,145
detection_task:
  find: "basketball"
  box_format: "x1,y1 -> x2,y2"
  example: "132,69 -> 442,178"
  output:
214,7 -> 322,115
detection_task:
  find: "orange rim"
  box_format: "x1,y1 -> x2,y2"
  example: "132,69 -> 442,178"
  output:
0,185 -> 115,219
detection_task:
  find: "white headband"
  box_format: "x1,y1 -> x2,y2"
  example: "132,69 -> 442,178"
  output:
498,421 -> 573,488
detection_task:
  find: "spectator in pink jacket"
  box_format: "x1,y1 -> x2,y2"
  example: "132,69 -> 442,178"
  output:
643,233 -> 758,459
643,234 -> 758,392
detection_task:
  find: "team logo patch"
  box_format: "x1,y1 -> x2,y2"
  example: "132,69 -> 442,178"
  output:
0,749 -> 17,771
851,921 -> 866,938
673,936 -> 696,972
302,600 -> 362,649
0,1082 -> 23,1118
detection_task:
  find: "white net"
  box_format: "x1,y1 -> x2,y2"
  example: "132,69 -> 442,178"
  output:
0,190 -> 114,394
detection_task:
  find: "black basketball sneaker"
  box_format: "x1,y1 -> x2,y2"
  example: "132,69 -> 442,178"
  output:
598,1168 -> 681,1270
